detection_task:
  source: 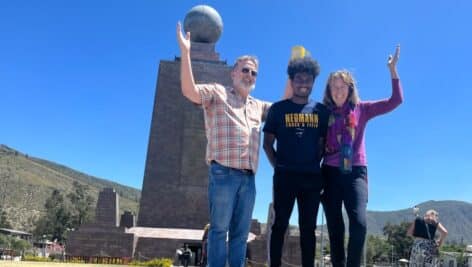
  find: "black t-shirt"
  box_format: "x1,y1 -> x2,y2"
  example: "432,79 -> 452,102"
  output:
413,217 -> 437,239
263,99 -> 329,173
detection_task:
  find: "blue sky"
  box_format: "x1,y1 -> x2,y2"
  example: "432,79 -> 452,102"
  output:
1,0 -> 471,225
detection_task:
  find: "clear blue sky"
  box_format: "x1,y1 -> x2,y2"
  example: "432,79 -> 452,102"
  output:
1,0 -> 471,225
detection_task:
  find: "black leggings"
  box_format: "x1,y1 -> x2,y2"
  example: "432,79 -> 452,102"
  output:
322,165 -> 368,267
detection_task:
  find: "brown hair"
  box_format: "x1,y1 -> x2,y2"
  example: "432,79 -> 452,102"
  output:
322,70 -> 360,107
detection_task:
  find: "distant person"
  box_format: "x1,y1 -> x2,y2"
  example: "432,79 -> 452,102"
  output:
263,49 -> 328,267
177,22 -> 289,267
321,45 -> 403,267
407,209 -> 448,267
180,244 -> 192,267
246,245 -> 252,267
200,223 -> 210,267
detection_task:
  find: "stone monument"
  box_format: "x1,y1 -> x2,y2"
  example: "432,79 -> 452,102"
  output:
66,188 -> 134,261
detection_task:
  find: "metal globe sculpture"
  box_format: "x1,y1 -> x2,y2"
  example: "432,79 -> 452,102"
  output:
183,5 -> 223,43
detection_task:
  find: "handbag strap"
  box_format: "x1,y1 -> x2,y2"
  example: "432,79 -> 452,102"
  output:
424,220 -> 432,240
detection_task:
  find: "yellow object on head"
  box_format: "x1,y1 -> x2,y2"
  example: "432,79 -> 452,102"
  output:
291,45 -> 311,60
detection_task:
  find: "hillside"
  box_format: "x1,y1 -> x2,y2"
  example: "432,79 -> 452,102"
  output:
1,144 -> 470,244
0,144 -> 140,232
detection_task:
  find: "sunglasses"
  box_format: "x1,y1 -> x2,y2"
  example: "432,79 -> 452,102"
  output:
241,67 -> 258,77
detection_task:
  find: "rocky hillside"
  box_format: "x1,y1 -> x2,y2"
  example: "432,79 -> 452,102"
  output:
0,144 -> 140,232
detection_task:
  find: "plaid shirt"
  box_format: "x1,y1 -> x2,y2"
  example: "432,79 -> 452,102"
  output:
197,83 -> 271,173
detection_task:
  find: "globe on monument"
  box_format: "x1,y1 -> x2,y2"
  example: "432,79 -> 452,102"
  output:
183,5 -> 223,43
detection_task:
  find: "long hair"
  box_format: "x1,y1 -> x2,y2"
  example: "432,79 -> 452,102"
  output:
322,70 -> 360,107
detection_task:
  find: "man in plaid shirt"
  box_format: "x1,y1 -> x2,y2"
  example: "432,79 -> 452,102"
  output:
177,22 -> 275,267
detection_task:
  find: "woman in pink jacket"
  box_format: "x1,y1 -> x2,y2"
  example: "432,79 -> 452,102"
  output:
322,45 -> 403,267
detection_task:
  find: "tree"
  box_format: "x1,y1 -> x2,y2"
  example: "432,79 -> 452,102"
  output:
382,222 -> 413,260
0,206 -> 12,228
67,181 -> 94,229
0,234 -> 32,255
34,189 -> 72,242
10,237 -> 32,255
0,233 -> 9,248
366,235 -> 390,264
442,243 -> 467,266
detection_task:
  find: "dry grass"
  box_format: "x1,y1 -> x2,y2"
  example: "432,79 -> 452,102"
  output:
0,261 -> 126,267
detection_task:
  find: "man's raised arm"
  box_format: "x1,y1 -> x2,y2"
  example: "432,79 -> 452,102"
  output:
176,22 -> 201,104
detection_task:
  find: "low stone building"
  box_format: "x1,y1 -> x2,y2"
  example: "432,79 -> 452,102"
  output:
66,188 -> 135,261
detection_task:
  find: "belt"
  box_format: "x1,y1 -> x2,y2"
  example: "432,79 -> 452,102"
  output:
240,168 -> 254,175
211,160 -> 254,175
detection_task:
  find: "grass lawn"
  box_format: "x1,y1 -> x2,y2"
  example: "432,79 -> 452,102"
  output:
0,261 -> 126,267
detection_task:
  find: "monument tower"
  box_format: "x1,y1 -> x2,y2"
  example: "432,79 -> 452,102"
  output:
137,5 -> 231,229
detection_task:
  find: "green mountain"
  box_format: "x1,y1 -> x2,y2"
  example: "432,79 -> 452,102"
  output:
0,144 -> 140,232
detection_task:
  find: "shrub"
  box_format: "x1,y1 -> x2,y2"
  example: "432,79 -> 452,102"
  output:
129,257 -> 173,267
23,255 -> 51,262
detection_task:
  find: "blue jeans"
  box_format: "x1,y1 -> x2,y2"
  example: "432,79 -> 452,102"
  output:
207,161 -> 256,267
